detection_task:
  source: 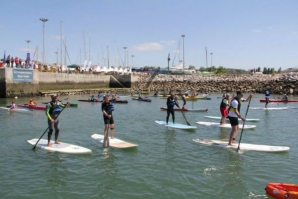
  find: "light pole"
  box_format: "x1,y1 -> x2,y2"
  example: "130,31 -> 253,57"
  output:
131,55 -> 134,68
25,40 -> 31,67
40,18 -> 48,66
181,34 -> 185,73
55,49 -> 58,65
123,47 -> 127,67
25,40 -> 31,52
210,52 -> 213,72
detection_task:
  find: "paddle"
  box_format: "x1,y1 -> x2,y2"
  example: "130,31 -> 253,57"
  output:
32,103 -> 68,150
274,97 -> 279,107
175,99 -> 191,126
237,97 -> 252,152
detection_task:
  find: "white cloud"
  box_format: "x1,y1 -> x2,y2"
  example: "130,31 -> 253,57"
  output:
133,42 -> 164,51
252,29 -> 262,33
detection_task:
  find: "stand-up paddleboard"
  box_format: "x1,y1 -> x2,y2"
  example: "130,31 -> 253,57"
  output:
204,116 -> 260,122
27,139 -> 92,154
91,134 -> 137,148
160,107 -> 208,112
0,107 -> 33,113
249,107 -> 288,110
155,120 -> 197,129
196,121 -> 256,129
193,139 -> 290,152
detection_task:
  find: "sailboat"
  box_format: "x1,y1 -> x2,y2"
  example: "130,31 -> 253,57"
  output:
169,37 -> 196,74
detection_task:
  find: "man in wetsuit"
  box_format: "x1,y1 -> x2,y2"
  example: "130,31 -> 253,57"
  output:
46,94 -> 69,147
166,93 -> 178,125
102,95 -> 115,144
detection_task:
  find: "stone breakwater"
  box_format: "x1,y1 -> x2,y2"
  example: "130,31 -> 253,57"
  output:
133,73 -> 298,95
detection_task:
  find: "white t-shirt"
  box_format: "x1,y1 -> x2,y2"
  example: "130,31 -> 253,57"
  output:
228,98 -> 240,118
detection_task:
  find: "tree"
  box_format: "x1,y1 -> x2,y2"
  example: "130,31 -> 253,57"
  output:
216,66 -> 226,74
210,66 -> 216,72
263,67 -> 267,74
198,66 -> 207,72
278,67 -> 282,73
188,65 -> 196,70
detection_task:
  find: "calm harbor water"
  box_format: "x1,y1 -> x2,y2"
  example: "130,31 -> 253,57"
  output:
0,93 -> 297,199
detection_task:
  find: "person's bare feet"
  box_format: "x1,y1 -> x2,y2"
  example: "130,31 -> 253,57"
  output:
55,141 -> 60,144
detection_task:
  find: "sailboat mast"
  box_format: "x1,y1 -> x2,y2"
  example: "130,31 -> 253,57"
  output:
83,30 -> 87,61
60,21 -> 63,66
64,37 -> 66,66
89,37 -> 91,62
205,47 -> 208,70
107,46 -> 110,68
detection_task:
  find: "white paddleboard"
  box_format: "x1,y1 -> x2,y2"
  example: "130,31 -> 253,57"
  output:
91,134 -> 137,148
155,120 -> 197,129
193,139 -> 290,152
249,107 -> 288,110
27,139 -> 92,154
204,116 -> 260,122
196,121 -> 256,129
0,107 -> 32,113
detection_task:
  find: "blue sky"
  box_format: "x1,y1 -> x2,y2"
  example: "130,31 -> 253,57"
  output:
1,0 -> 297,70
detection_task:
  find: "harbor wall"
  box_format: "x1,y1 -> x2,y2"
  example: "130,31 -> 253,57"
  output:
0,68 -> 139,98
0,68 -> 39,98
2,67 -> 297,98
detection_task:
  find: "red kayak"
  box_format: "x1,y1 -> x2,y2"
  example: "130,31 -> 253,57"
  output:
17,104 -> 46,110
265,182 -> 298,199
132,97 -> 151,102
260,99 -> 298,103
160,107 -> 208,112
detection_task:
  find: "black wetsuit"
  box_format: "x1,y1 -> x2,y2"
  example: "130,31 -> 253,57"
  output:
102,101 -> 114,124
166,96 -> 177,124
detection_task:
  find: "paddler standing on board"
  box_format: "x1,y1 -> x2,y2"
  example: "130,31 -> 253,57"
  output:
265,87 -> 270,108
46,94 -> 70,147
102,95 -> 115,140
166,93 -> 179,125
228,91 -> 253,145
219,93 -> 230,125
179,90 -> 186,109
